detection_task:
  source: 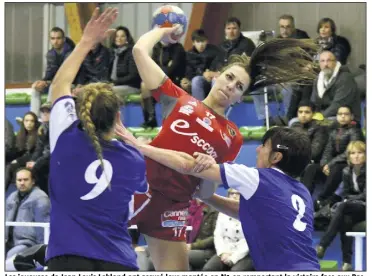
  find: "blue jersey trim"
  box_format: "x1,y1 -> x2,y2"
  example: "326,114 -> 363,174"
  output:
52,95 -> 74,110
219,164 -> 229,189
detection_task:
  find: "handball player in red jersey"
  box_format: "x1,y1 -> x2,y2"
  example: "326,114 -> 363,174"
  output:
130,24 -> 318,270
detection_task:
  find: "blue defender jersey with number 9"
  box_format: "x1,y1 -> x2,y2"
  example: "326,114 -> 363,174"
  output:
220,163 -> 320,271
46,96 -> 148,269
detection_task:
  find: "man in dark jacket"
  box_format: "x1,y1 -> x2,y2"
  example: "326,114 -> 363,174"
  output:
78,43 -> 112,85
181,29 -> 220,100
277,14 -> 309,39
291,101 -> 329,164
30,27 -> 77,116
208,17 -> 256,76
311,51 -> 361,122
190,18 -> 255,103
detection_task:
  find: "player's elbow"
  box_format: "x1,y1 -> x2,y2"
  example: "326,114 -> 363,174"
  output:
132,45 -> 146,60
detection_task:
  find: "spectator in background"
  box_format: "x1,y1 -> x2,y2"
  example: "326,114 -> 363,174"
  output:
5,168 -> 50,259
73,42 -> 111,95
187,199 -> 218,270
316,141 -> 366,271
203,189 -> 254,271
6,118 -> 16,164
6,112 -> 40,191
302,105 -> 364,208
207,17 -> 256,80
277,14 -> 309,39
140,39 -> 186,128
314,18 -> 351,65
291,101 -> 329,165
26,102 -> 51,195
30,27 -> 76,116
310,51 -> 361,124
110,26 -> 141,99
181,29 -> 220,100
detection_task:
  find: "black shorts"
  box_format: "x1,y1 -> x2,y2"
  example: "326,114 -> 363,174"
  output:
47,255 -> 137,271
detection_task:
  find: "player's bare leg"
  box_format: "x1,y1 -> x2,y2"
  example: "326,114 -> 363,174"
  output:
144,235 -> 189,270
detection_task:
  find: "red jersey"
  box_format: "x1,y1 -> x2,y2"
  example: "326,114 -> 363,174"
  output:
147,78 -> 243,202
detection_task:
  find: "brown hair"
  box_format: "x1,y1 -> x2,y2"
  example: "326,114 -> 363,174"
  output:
76,82 -> 121,184
317,18 -> 336,35
279,14 -> 295,26
221,39 -> 319,92
16,111 -> 40,151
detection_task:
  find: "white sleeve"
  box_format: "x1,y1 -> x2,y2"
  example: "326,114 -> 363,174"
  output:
219,163 -> 260,200
49,96 -> 78,153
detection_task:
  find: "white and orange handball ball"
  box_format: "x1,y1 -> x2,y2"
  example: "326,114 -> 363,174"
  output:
152,5 -> 188,44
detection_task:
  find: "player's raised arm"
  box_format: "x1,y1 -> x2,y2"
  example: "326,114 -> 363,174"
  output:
50,7 -> 118,104
132,26 -> 182,90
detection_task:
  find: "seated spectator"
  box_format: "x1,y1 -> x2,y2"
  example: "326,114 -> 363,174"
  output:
314,18 -> 351,65
109,26 -> 141,99
5,168 -> 50,259
206,17 -> 256,82
6,112 -> 40,190
187,199 -> 218,270
203,189 -> 254,271
291,101 -> 329,164
310,51 -> 361,124
181,29 -> 220,100
26,103 -> 51,195
31,27 -> 76,116
316,141 -> 366,271
252,15 -> 310,123
277,14 -> 309,39
73,43 -> 111,95
141,40 -> 186,128
301,105 -> 364,208
6,118 -> 16,164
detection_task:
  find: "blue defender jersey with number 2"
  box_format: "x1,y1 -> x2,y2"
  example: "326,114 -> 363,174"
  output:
46,96 -> 148,269
220,163 -> 320,271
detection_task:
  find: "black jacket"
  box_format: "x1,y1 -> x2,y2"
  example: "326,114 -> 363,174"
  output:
317,35 -> 351,65
210,34 -> 256,71
43,37 -> 77,82
31,123 -> 50,173
185,44 -> 221,80
79,44 -> 111,85
109,46 -> 141,89
320,122 -> 364,168
291,120 -> 329,163
342,164 -> 365,202
152,42 -> 186,85
311,66 -> 361,122
5,119 -> 15,163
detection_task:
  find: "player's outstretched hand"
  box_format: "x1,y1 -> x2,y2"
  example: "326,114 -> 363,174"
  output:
115,122 -> 140,147
157,24 -> 183,43
82,7 -> 118,46
192,152 -> 216,173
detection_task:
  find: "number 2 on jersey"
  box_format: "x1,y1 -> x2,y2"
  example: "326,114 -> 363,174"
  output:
80,159 -> 113,200
291,194 -> 307,231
